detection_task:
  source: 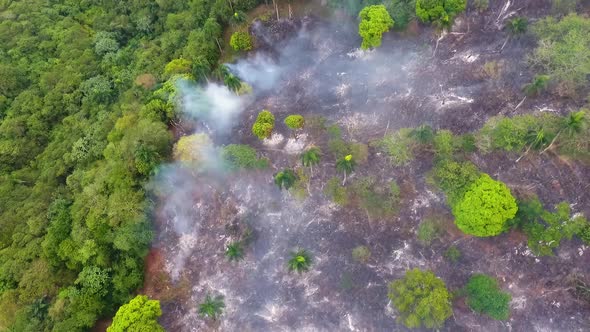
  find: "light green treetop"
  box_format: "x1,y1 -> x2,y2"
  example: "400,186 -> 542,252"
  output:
358,5 -> 394,49
107,295 -> 164,332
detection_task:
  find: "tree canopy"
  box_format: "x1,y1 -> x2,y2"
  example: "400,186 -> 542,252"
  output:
107,295 -> 165,332
415,0 -> 467,27
465,274 -> 512,320
388,268 -> 452,329
358,5 -> 394,49
452,174 -> 518,237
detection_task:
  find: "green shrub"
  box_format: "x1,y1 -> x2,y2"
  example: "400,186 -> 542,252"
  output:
444,245 -> 461,263
350,176 -> 399,218
388,269 -> 453,329
374,128 -> 415,166
452,174 -> 518,237
324,177 -> 349,205
416,0 -> 467,27
358,5 -> 394,49
551,0 -> 578,16
386,0 -> 416,31
352,245 -> 371,263
251,110 -> 275,139
221,144 -> 268,170
417,218 -> 443,245
284,114 -> 305,129
465,274 -> 511,320
350,142 -> 369,164
433,129 -> 456,159
431,159 -> 480,206
274,169 -> 298,190
328,139 -> 351,158
229,31 -> 252,51
327,124 -> 342,139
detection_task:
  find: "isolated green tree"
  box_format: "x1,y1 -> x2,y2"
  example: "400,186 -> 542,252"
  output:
284,114 -> 305,129
452,174 -> 518,237
230,31 -> 252,51
507,17 -> 528,36
198,294 -> 225,320
274,169 -> 298,190
336,154 -> 356,185
287,249 -> 312,273
358,5 -> 394,49
107,295 -> 164,332
465,274 -> 512,320
252,110 -> 275,139
300,147 -> 321,175
388,268 -> 453,329
415,0 -> 467,28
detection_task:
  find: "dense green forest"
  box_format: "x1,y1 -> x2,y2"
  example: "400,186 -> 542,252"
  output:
0,0 -> 260,330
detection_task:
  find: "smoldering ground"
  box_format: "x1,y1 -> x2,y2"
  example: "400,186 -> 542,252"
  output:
147,6 -> 590,332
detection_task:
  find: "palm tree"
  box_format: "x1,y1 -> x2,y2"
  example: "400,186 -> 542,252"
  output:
287,249 -> 312,273
224,74 -> 242,94
300,147 -> 321,176
523,75 -> 550,97
213,65 -> 230,81
336,154 -> 356,185
541,110 -> 586,154
225,242 -> 244,261
507,17 -> 528,36
516,127 -> 550,162
198,294 -> 225,320
274,169 -> 298,190
192,57 -> 211,83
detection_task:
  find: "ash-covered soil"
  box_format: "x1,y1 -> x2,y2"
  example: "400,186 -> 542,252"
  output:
146,2 -> 590,331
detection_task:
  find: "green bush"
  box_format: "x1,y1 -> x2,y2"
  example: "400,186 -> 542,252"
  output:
416,0 -> 467,27
444,245 -> 461,263
433,129 -> 456,159
452,174 -> 518,237
352,245 -> 371,263
221,144 -> 268,170
350,176 -> 400,218
251,110 -> 275,139
374,128 -> 415,166
431,159 -> 480,206
417,218 -> 443,245
388,269 -> 453,329
324,177 -> 349,205
358,5 -> 394,49
386,0 -> 416,31
284,114 -> 305,129
465,274 -> 511,320
229,31 -> 253,51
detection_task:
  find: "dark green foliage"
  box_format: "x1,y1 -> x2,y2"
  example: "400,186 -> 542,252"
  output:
388,269 -> 453,328
375,128 -> 415,166
411,124 -> 434,144
507,17 -> 528,36
336,155 -> 356,176
386,0 -> 417,31
444,245 -> 461,263
225,242 -> 244,261
221,144 -> 268,170
415,0 -> 467,28
300,147 -> 321,169
324,177 -> 349,205
274,169 -> 298,190
417,218 -> 443,245
198,294 -> 225,320
431,159 -> 480,206
465,274 -> 511,320
523,75 -> 551,97
287,249 -> 312,273
452,174 -> 518,237
358,5 -> 394,49
350,176 -> 400,218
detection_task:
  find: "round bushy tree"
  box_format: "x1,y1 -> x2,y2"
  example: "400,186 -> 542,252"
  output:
358,5 -> 394,49
107,295 -> 164,332
452,174 -> 518,237
230,31 -> 252,51
465,274 -> 512,320
284,114 -> 305,129
388,268 -> 452,329
252,110 -> 275,139
416,0 -> 467,27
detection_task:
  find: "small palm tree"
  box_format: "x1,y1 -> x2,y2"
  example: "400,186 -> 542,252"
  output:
213,64 -> 230,81
336,154 -> 356,185
287,249 -> 312,273
300,147 -> 321,176
198,294 -> 225,320
192,57 -> 211,83
224,74 -> 242,94
542,110 -> 586,153
411,124 -> 434,144
516,127 -> 550,162
225,242 -> 244,261
523,75 -> 550,97
507,17 -> 528,36
274,169 -> 298,190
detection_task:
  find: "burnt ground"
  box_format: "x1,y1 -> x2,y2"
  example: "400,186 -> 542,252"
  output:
145,1 -> 590,331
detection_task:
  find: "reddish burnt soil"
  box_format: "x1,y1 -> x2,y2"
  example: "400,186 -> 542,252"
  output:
148,1 -> 590,331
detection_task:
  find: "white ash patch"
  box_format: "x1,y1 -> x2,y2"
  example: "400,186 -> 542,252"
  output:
263,133 -> 285,146
410,189 -> 442,216
347,48 -> 374,60
338,112 -> 379,135
453,50 -> 479,63
511,295 -> 527,310
536,106 -> 558,113
578,245 -> 587,256
514,244 -> 536,258
283,134 -> 308,154
335,83 -> 351,97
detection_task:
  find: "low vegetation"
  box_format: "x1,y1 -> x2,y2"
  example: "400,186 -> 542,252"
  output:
221,144 -> 268,170
198,294 -> 225,320
230,31 -> 253,51
465,274 -> 512,320
287,249 -> 312,273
